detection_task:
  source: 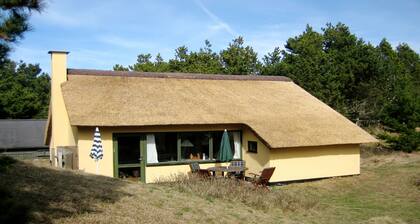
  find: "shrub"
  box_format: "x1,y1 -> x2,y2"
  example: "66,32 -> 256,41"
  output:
379,129 -> 420,153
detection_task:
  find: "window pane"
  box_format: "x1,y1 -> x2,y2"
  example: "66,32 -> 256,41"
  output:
248,141 -> 258,153
118,136 -> 140,164
155,132 -> 178,162
179,132 -> 210,161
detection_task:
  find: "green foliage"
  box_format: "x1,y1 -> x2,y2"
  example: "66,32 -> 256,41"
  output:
0,60 -> 50,118
173,41 -> 222,73
113,64 -> 129,71
116,23 -> 419,152
220,37 -> 260,75
117,37 -> 259,75
0,0 -> 43,63
379,130 -> 420,153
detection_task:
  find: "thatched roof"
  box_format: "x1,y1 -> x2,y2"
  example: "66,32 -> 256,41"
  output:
61,69 -> 377,148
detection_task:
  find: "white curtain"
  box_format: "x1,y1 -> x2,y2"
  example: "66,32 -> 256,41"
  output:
146,134 -> 159,163
233,132 -> 241,159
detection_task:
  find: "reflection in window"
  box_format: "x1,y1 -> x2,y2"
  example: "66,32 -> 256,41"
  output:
155,133 -> 177,162
180,132 -> 210,160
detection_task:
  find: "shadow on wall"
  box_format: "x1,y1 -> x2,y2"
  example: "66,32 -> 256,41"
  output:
0,157 -> 130,224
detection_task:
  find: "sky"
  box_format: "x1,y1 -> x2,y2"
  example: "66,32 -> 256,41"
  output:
9,0 -> 420,74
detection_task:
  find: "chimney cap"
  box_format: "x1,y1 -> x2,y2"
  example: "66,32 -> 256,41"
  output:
48,50 -> 69,54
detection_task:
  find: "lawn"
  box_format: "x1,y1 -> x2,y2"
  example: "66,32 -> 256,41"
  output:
0,152 -> 419,224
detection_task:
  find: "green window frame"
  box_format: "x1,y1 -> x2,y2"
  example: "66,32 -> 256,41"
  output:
147,130 -> 242,166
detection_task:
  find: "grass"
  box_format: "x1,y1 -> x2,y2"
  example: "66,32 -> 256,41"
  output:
0,152 -> 419,223
159,174 -> 318,212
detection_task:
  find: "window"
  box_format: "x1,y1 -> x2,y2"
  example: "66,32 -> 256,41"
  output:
147,131 -> 242,164
118,136 -> 140,164
180,132 -> 210,160
248,141 -> 258,153
154,133 -> 178,162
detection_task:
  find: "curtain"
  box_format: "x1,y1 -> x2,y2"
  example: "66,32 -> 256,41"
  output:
146,134 -> 159,163
233,132 -> 241,159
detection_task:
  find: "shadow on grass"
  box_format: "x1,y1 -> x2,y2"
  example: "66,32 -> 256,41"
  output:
0,157 -> 130,223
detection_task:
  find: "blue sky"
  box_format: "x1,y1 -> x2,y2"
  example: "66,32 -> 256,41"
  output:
9,0 -> 420,74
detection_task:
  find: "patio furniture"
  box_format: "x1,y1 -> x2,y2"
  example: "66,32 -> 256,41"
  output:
247,167 -> 276,187
207,166 -> 247,177
227,160 -> 246,179
189,162 -> 211,177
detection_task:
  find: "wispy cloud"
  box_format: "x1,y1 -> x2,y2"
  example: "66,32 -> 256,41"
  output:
194,0 -> 237,36
244,24 -> 304,58
97,35 -> 154,49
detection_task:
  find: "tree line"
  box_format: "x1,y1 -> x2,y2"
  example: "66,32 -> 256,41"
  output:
0,0 -> 49,119
115,23 -> 419,151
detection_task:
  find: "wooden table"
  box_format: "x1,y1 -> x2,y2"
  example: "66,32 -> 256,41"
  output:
206,166 -> 247,177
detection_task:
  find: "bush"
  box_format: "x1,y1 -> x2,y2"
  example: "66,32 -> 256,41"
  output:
379,129 -> 420,153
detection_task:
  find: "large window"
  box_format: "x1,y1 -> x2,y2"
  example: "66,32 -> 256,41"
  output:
179,132 -> 210,160
148,131 -> 241,164
154,132 -> 177,162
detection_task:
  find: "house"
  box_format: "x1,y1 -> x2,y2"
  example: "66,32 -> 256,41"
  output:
0,119 -> 48,151
45,51 -> 377,183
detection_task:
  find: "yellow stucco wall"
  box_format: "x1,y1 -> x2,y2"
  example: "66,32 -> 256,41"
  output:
241,128 -> 270,176
76,125 -> 242,178
49,52 -> 77,166
75,126 -> 360,183
269,144 -> 360,182
78,127 -> 114,176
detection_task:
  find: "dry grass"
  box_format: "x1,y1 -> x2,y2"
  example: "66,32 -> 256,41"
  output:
159,175 -> 318,212
0,159 -> 279,224
1,152 -> 419,224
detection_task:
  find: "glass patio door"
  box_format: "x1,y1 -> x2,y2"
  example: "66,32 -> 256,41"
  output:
113,134 -> 146,182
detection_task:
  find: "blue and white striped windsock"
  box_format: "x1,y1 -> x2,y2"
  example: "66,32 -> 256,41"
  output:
90,127 -> 103,161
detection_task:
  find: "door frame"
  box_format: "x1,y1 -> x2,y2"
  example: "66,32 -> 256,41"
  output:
113,133 -> 146,183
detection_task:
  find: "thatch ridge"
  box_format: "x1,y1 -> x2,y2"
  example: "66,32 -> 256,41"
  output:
67,69 -> 292,82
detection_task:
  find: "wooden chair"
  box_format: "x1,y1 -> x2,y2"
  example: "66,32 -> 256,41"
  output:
228,160 -> 246,180
247,167 -> 275,187
189,162 -> 211,178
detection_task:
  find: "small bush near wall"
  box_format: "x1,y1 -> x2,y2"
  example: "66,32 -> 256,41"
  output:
157,174 -> 318,212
